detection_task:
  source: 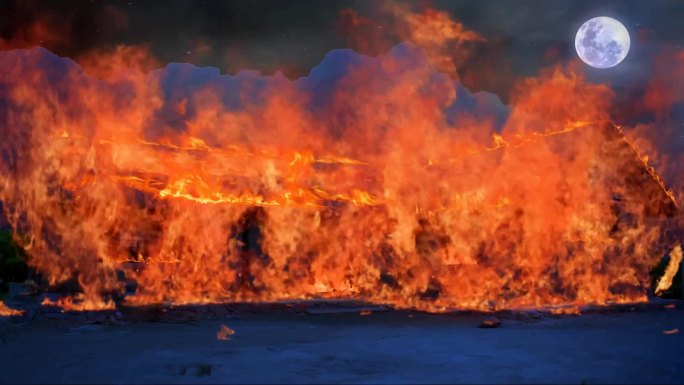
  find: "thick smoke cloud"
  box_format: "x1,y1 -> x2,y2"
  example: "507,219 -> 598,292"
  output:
2,0 -> 682,95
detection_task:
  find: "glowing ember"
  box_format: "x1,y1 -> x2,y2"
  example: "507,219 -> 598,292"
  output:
217,324 -> 236,340
662,328 -> 679,335
0,300 -> 25,317
549,306 -> 582,316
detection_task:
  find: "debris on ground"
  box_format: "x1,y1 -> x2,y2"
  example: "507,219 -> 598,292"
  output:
216,324 -> 235,340
305,304 -> 389,315
478,317 -> 501,328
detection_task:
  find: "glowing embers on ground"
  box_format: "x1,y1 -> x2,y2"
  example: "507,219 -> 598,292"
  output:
216,324 -> 236,340
41,294 -> 116,312
0,300 -> 25,317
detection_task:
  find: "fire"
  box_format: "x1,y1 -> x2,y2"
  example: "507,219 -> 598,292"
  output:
549,306 -> 581,316
40,295 -> 116,312
655,245 -> 683,295
0,300 -> 25,317
216,324 -> 236,340
0,6 -> 681,314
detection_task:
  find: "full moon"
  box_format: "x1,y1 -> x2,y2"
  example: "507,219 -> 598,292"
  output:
575,17 -> 630,68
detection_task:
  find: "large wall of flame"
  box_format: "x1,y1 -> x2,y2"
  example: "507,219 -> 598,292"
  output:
0,37 -> 679,311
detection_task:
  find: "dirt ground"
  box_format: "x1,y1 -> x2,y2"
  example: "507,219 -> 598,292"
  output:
0,304 -> 682,384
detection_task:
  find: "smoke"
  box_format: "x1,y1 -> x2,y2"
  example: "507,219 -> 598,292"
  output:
0,0 -> 355,78
338,3 -> 485,79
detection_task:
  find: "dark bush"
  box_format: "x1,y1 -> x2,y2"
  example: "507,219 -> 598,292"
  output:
0,229 -> 28,293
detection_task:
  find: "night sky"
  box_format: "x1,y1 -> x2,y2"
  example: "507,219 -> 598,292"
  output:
1,0 -> 683,98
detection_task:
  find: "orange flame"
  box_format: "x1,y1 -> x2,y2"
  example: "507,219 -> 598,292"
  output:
41,295 -> 116,312
0,10 -> 680,314
0,300 -> 25,317
216,324 -> 236,340
655,245 -> 683,295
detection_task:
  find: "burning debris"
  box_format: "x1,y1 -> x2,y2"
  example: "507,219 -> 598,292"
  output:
655,245 -> 682,295
217,324 -> 236,340
0,300 -> 24,317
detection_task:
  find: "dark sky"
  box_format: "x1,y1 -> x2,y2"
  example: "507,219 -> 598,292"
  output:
1,0 -> 683,96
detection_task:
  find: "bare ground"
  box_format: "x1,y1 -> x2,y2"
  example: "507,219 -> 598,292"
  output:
0,302 -> 682,384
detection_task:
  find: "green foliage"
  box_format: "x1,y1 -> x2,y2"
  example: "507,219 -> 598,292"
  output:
650,250 -> 682,299
0,229 -> 28,293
